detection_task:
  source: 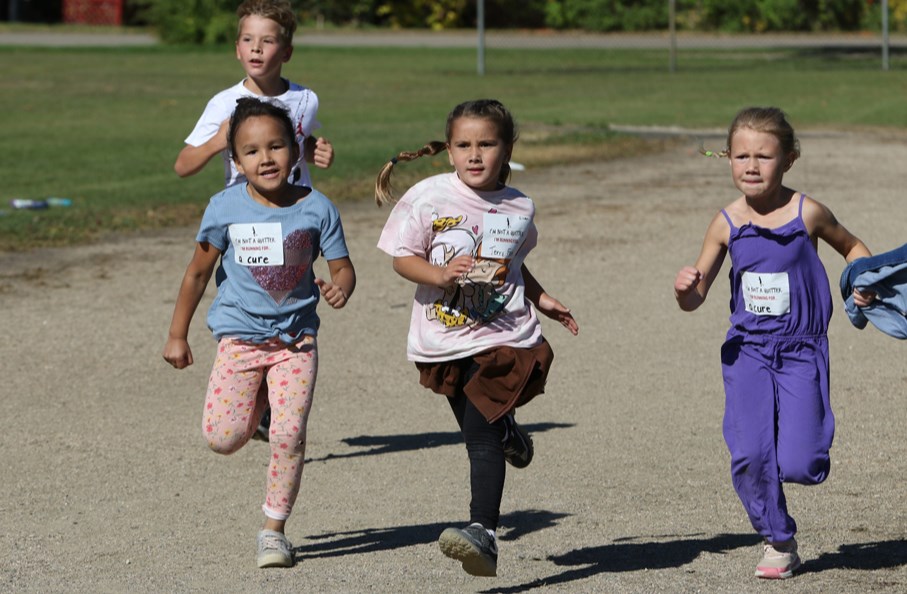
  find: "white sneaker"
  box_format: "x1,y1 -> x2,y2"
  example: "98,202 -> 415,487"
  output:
257,529 -> 293,568
754,538 -> 800,579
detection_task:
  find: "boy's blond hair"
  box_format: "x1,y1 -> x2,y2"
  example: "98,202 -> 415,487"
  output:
237,0 -> 297,46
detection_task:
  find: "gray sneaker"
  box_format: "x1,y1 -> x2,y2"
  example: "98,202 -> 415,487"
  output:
502,413 -> 533,469
257,529 -> 293,568
438,523 -> 498,577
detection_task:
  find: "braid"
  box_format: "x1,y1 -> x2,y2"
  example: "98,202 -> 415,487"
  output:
375,141 -> 446,206
699,146 -> 729,159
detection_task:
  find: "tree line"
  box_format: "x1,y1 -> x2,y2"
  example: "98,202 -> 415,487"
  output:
131,0 -> 902,44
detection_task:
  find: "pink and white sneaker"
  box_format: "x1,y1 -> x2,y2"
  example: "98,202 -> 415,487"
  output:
755,538 -> 801,579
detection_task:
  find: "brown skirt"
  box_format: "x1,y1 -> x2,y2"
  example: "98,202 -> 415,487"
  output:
415,338 -> 554,423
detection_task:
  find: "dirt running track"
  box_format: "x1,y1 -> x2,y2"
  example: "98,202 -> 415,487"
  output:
1,131 -> 905,593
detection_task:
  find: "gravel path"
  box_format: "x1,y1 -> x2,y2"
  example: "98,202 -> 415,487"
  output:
1,132 -> 905,593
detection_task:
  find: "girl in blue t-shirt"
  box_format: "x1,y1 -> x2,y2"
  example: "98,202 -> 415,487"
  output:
163,97 -> 356,569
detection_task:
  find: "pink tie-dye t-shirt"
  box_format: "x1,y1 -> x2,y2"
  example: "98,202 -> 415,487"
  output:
377,172 -> 542,362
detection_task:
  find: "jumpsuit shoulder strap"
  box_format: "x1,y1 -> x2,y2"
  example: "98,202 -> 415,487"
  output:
720,209 -> 736,231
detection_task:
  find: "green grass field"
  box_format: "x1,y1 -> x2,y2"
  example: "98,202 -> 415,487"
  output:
1,43 -> 905,250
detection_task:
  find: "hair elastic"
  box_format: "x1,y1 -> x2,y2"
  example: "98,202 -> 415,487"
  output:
699,147 -> 725,158
389,157 -> 398,165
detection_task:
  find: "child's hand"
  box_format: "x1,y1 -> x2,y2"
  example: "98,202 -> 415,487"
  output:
213,118 -> 230,152
163,338 -> 194,369
853,287 -> 877,308
313,137 -> 334,169
536,293 -> 579,335
314,278 -> 348,309
674,266 -> 702,298
440,255 -> 475,287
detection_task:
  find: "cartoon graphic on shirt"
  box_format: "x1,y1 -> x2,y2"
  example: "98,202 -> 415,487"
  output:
432,215 -> 463,234
425,211 -> 513,328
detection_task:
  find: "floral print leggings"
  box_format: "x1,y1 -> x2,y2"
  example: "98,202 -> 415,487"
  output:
203,335 -> 317,521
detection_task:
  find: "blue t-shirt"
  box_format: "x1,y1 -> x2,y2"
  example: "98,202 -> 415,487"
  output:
197,183 -> 349,343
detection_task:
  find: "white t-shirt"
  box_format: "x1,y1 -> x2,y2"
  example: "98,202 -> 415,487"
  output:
377,172 -> 542,362
184,79 -> 320,188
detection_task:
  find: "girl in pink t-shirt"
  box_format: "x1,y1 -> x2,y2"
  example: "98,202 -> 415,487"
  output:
376,99 -> 578,577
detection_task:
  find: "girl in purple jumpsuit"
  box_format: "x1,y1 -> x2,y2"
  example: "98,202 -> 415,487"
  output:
674,107 -> 873,580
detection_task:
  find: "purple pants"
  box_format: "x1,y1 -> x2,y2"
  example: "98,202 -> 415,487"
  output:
720,335 -> 834,543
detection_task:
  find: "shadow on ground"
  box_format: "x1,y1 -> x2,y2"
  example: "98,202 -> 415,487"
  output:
306,422 -> 575,463
481,536 -> 907,592
295,509 -> 569,561
482,532 -> 763,593
803,539 -> 907,573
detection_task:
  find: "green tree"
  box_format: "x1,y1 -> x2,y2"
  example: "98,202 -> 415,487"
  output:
373,0 -> 467,29
545,0 -> 671,31
152,0 -> 238,44
699,0 -> 866,32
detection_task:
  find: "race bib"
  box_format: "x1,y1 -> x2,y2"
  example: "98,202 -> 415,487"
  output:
742,271 -> 790,316
229,223 -> 284,266
482,213 -> 530,260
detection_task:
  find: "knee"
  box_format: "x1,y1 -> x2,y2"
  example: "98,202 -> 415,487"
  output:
465,440 -> 502,462
203,424 -> 246,455
780,452 -> 830,485
206,436 -> 244,456
728,443 -> 764,478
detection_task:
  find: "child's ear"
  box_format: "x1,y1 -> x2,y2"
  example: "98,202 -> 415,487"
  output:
784,152 -> 797,172
282,44 -> 293,63
447,144 -> 455,167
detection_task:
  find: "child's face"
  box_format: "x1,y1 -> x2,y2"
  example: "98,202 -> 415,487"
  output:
233,115 -> 299,201
235,14 -> 292,81
447,116 -> 512,192
729,127 -> 793,201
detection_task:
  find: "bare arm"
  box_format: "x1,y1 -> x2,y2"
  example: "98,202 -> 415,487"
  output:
162,242 -> 221,369
392,254 -> 474,288
804,197 -> 874,306
674,211 -> 730,312
173,119 -> 230,178
522,264 -> 578,335
804,197 -> 871,263
314,256 -> 356,309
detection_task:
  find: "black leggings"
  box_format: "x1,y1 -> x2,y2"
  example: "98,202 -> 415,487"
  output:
447,385 -> 507,531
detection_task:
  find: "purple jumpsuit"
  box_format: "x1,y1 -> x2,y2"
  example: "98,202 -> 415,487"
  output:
720,194 -> 834,543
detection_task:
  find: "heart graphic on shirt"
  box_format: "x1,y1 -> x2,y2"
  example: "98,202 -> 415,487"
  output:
472,225 -> 479,234
250,229 -> 313,304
